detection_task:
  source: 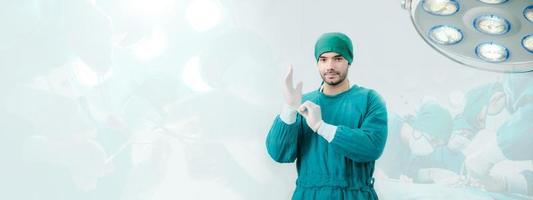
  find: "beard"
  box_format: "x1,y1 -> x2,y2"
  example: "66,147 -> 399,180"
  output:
321,69 -> 348,86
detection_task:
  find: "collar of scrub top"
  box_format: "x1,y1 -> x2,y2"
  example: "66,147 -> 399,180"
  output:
318,80 -> 352,93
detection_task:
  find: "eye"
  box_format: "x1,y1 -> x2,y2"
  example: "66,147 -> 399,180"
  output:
336,57 -> 343,61
319,58 -> 326,62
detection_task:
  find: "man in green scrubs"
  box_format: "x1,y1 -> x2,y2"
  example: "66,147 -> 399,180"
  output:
465,73 -> 533,195
266,32 -> 388,199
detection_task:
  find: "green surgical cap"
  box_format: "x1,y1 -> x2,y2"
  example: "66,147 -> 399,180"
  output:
458,82 -> 502,129
314,32 -> 354,65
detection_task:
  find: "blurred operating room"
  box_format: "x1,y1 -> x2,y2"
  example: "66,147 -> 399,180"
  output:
0,0 -> 532,199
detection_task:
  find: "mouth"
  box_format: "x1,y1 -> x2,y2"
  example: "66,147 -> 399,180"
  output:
325,73 -> 338,79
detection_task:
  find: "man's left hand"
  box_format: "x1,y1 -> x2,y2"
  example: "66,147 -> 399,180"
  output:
298,101 -> 323,132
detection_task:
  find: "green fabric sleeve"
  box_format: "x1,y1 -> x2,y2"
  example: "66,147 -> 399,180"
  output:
265,115 -> 302,163
330,90 -> 388,162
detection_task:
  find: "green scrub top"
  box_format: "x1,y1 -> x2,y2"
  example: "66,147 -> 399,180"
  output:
497,104 -> 533,161
266,85 -> 388,200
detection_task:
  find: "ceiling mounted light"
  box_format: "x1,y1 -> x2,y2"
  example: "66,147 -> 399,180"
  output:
423,0 -> 459,16
478,0 -> 508,5
401,0 -> 533,73
473,15 -> 510,35
428,25 -> 463,45
475,42 -> 509,63
522,35 -> 533,53
525,5 -> 533,23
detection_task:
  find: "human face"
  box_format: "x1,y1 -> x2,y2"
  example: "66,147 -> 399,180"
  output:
400,122 -> 439,156
448,129 -> 474,152
317,52 -> 349,86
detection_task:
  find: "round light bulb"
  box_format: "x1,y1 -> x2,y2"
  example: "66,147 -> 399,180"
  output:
474,15 -> 510,35
428,25 -> 463,45
522,35 -> 533,53
478,0 -> 508,5
475,43 -> 509,63
423,0 -> 459,16
524,5 -> 533,23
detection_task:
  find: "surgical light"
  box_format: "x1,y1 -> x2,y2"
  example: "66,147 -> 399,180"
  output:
478,0 -> 508,5
522,35 -> 533,53
183,56 -> 212,92
423,0 -> 459,16
401,0 -> 533,73
525,5 -> 533,22
186,0 -> 223,32
428,25 -> 463,45
475,43 -> 509,63
473,15 -> 510,35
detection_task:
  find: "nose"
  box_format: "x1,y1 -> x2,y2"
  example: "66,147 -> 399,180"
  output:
326,59 -> 335,70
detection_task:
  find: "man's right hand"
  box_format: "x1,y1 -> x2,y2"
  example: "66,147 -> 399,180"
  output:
284,65 -> 303,110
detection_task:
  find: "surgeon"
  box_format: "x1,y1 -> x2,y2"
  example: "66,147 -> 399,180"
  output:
266,32 -> 388,199
400,102 -> 465,182
378,102 -> 460,184
465,73 -> 533,196
448,82 -> 505,153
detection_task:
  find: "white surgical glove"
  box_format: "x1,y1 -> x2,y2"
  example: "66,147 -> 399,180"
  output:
503,172 -> 528,194
298,101 -> 323,132
297,101 -> 338,142
465,142 -> 506,178
280,65 -> 302,124
317,121 -> 337,143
